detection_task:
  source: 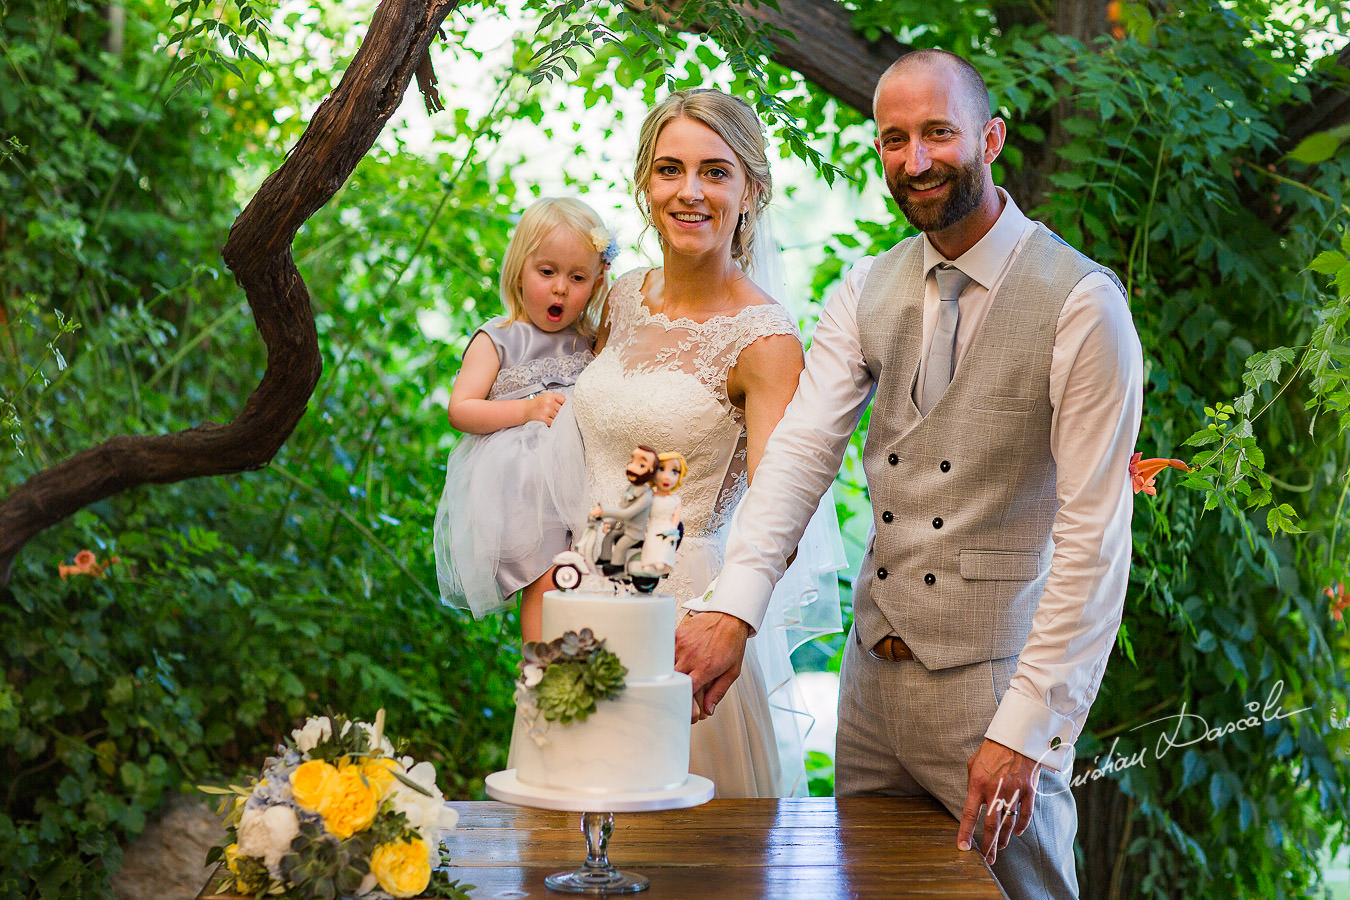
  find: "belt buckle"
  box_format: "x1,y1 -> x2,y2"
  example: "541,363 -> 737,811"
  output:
868,636 -> 891,662
869,635 -> 909,662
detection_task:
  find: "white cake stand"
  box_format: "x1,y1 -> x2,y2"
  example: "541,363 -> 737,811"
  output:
485,769 -> 714,894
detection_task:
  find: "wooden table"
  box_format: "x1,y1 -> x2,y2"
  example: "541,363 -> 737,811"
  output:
443,797 -> 1007,899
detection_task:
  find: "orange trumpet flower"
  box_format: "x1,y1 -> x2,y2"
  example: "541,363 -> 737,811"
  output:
1327,583 -> 1348,622
1129,452 -> 1189,496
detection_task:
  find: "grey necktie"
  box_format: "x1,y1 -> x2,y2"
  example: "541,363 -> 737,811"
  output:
918,263 -> 972,415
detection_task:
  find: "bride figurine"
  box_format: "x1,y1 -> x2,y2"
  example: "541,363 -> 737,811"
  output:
634,452 -> 685,577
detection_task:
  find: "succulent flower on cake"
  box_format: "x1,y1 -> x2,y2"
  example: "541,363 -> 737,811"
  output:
201,713 -> 470,900
517,629 -> 628,742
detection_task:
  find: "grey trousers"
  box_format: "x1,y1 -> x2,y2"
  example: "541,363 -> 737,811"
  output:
835,625 -> 1079,900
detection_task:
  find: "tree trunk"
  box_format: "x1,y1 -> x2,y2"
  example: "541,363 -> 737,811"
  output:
626,0 -> 909,116
1074,774 -> 1139,899
0,0 -> 459,584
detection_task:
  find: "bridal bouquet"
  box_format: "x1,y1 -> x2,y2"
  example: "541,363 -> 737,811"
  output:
203,713 -> 469,900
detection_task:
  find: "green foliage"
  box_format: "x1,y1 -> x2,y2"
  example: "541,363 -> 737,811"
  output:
281,819 -> 370,900
1,1 -> 521,896
979,5 -> 1350,897
804,749 -> 835,797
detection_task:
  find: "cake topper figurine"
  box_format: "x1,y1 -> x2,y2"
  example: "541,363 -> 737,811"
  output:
634,452 -> 685,578
553,446 -> 683,593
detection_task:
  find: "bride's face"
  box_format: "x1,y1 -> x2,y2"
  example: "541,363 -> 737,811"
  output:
645,117 -> 750,264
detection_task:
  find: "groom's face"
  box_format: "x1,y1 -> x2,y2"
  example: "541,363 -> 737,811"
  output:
874,64 -> 999,235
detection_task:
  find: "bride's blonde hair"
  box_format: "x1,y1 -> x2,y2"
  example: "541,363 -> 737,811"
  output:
633,89 -> 772,268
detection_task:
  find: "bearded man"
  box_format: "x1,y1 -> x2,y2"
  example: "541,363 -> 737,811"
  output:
676,49 -> 1143,899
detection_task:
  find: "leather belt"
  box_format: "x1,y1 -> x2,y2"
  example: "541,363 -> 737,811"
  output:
870,635 -> 914,662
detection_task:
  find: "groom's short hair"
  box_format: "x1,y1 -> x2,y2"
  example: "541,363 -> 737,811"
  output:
872,49 -> 993,125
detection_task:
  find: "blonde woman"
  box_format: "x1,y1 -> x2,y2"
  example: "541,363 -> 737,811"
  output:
569,90 -> 841,797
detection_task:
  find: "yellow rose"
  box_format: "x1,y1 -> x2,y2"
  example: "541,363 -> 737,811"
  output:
370,838 -> 431,898
322,766 -> 380,839
361,756 -> 402,799
290,759 -> 339,813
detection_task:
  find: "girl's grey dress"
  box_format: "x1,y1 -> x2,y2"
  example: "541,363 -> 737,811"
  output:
433,316 -> 592,617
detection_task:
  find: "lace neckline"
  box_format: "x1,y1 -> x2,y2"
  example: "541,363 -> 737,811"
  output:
627,267 -> 780,330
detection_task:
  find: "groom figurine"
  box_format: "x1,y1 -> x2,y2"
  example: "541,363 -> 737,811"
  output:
593,445 -> 659,569
676,49 -> 1142,899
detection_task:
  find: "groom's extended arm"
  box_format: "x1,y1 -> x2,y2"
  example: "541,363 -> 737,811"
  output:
676,262 -> 877,714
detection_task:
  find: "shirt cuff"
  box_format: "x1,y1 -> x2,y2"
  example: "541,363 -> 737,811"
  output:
985,687 -> 1076,773
702,563 -> 775,635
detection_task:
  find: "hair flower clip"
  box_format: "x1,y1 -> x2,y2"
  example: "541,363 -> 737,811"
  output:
590,226 -> 620,266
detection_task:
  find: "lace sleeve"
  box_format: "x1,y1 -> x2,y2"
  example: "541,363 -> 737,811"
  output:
698,301 -> 801,400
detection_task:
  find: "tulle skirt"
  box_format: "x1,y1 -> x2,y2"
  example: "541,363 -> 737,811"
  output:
433,395 -> 589,618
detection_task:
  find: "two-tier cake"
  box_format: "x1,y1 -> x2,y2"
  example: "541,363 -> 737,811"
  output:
511,588 -> 693,794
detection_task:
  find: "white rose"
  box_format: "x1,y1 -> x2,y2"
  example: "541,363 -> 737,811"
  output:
291,716 -> 332,753
236,804 -> 300,878
388,762 -> 451,851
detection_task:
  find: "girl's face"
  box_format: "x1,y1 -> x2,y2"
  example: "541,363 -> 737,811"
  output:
645,117 -> 751,264
518,227 -> 604,332
655,458 -> 683,492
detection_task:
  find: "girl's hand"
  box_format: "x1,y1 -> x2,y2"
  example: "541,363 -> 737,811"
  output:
526,392 -> 566,425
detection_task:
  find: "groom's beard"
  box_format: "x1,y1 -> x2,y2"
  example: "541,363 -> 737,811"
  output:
887,154 -> 984,234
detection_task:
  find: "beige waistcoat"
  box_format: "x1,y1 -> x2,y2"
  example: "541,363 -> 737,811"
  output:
854,224 -> 1119,670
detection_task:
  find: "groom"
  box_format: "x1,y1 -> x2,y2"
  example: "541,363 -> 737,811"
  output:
675,49 -> 1142,899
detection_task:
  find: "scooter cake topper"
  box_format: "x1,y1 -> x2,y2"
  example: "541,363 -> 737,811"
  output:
552,446 -> 686,594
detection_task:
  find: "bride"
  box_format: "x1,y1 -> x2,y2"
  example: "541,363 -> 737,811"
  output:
569,89 -> 842,798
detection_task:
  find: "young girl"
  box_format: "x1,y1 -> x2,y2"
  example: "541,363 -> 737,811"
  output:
434,197 -> 617,641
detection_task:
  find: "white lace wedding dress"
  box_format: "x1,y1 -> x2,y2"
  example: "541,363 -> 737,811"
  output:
570,268 -> 828,798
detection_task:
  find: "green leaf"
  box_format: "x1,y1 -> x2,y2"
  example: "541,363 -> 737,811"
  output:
1310,249 -> 1348,276
1287,130 -> 1344,164
1209,771 -> 1232,811
1266,503 -> 1303,534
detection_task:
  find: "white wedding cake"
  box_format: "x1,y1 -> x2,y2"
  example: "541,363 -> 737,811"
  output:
512,588 -> 693,794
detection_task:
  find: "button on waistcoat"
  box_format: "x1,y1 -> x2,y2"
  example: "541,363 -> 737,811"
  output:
853,224 -> 1118,669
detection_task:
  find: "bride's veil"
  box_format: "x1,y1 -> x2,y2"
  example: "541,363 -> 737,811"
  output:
743,209 -> 848,796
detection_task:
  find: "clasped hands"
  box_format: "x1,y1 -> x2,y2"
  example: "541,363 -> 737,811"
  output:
673,610 -> 750,722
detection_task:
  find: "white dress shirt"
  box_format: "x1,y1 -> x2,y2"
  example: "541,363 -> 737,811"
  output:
707,190 -> 1144,772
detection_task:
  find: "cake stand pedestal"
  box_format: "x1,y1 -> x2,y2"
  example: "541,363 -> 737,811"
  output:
485,769 -> 714,894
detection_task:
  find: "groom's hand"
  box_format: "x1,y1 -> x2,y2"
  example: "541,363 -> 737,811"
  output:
675,612 -> 750,721
958,739 -> 1041,865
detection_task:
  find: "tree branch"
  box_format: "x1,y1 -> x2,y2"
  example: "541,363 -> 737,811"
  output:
0,0 -> 461,584
628,0 -> 909,115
